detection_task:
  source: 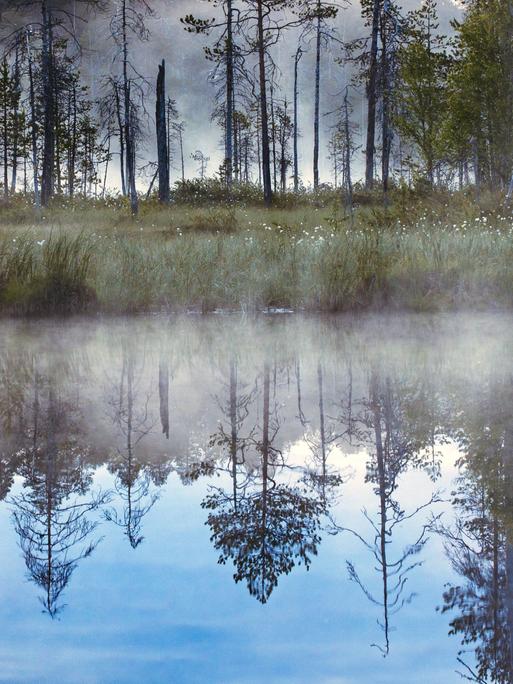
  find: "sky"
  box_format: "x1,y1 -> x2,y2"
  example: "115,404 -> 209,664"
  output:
0,311 -> 500,683
0,0 -> 463,189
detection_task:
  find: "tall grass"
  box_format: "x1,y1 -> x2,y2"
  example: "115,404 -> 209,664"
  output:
0,192 -> 512,315
0,233 -> 95,314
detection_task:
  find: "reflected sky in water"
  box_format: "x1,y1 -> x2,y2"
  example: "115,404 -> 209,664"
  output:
0,313 -> 512,683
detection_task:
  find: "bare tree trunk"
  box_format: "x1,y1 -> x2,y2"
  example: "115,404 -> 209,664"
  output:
2,60 -> 8,199
256,0 -> 272,207
472,136 -> 480,201
122,0 -> 138,215
55,75 -> 62,195
69,86 -> 77,197
26,31 -> 40,208
10,42 -> 20,194
313,3 -> 321,190
166,101 -> 171,184
179,127 -> 185,181
225,0 -> 234,187
343,88 -> 353,216
293,45 -> 302,192
41,0 -> 55,206
381,14 -> 392,204
365,0 -> 380,190
270,80 -> 277,192
280,144 -> 286,192
114,83 -> 126,196
102,134 -> 111,197
233,111 -> 239,183
156,60 -> 170,203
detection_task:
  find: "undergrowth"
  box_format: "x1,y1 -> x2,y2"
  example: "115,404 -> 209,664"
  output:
0,189 -> 511,315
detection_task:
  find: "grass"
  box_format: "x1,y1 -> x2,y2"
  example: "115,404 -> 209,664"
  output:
0,188 -> 512,315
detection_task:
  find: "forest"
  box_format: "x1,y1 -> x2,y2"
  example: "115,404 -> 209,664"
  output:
0,0 -> 511,314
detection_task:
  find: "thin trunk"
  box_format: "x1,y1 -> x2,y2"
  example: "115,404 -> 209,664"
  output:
318,363 -> 326,502
381,16 -> 391,203
2,61 -> 8,199
371,371 -> 390,655
159,359 -> 169,439
179,128 -> 185,181
256,0 -> 272,206
225,0 -> 234,186
233,112 -> 239,183
54,75 -> 61,194
11,43 -> 20,194
122,0 -> 138,214
26,32 -> 40,208
261,362 -> 270,600
69,87 -> 77,198
167,101 -> 171,185
504,422 -> 513,671
472,136 -> 480,200
114,84 -> 126,196
293,46 -> 301,192
156,60 -> 170,203
365,0 -> 380,190
270,81 -> 277,192
229,359 -> 238,509
41,0 -> 55,206
343,88 -> 353,215
256,107 -> 262,187
313,5 -> 321,190
102,134 -> 111,197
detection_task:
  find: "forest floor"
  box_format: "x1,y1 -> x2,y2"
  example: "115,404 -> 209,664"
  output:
0,190 -> 512,315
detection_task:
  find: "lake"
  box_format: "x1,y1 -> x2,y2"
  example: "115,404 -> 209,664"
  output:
0,313 -> 511,683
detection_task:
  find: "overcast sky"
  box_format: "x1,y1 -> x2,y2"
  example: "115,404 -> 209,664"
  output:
1,0 -> 462,188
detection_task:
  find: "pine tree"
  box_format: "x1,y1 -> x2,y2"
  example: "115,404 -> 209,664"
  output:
444,0 -> 513,190
394,0 -> 449,186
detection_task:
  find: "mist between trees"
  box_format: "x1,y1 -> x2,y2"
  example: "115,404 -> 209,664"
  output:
0,0 -> 510,214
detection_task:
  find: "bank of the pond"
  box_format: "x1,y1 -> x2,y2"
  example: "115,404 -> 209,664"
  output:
0,220 -> 512,315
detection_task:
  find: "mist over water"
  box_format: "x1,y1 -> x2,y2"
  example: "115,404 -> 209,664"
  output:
0,312 -> 511,682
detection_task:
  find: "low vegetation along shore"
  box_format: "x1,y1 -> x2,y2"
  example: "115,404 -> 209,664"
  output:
1,189 -> 512,316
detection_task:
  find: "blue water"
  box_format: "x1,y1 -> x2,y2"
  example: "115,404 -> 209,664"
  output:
0,314 -> 510,683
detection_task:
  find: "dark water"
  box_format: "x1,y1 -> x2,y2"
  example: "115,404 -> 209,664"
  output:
0,313 -> 512,683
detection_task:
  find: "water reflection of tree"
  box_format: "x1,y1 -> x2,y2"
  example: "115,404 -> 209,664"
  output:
203,362 -> 326,603
300,361 -> 350,504
105,348 -> 159,548
0,352 -> 35,500
204,358 -> 257,504
159,358 -> 170,439
435,380 -> 513,682
9,367 -> 107,618
335,369 -> 442,655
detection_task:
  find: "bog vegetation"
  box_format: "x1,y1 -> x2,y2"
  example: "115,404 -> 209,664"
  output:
0,0 -> 512,314
0,187 -> 512,315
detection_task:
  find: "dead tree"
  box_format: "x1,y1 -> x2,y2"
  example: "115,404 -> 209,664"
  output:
155,60 -> 169,203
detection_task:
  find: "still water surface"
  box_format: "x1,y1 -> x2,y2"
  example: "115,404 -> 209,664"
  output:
0,313 -> 512,683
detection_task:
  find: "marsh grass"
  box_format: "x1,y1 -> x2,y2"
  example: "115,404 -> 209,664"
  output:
0,191 -> 512,315
0,233 -> 95,314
